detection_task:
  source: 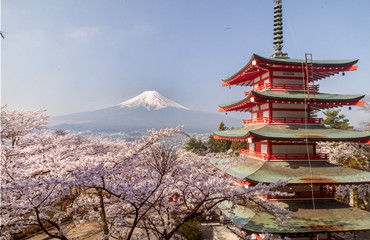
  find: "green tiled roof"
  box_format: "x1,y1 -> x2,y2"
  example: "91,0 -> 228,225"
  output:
219,98 -> 248,109
210,158 -> 370,184
219,199 -> 370,233
253,91 -> 365,102
219,91 -> 365,109
254,54 -> 358,67
214,125 -> 370,141
222,54 -> 358,82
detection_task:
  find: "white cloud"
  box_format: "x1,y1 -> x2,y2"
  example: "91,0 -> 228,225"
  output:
64,27 -> 100,42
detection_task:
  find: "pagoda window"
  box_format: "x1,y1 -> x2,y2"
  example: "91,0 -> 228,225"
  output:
253,76 -> 261,83
248,143 -> 255,152
251,112 -> 258,119
252,106 -> 260,111
261,72 -> 269,79
261,144 -> 268,155
263,111 -> 269,118
260,103 -> 269,110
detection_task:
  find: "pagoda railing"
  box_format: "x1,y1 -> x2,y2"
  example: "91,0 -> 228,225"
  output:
239,149 -> 328,161
243,117 -> 322,125
244,82 -> 319,95
266,191 -> 335,200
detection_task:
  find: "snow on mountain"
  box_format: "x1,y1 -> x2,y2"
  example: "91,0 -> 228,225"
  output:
118,91 -> 189,111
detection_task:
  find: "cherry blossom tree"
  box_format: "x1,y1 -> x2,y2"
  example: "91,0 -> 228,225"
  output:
317,141 -> 370,211
1,106 -> 78,239
317,141 -> 369,170
67,135 -> 290,240
359,95 -> 370,129
1,106 -> 291,240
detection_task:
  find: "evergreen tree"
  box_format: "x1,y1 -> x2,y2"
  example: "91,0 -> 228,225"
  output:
230,140 -> 248,152
322,109 -> 353,130
184,137 -> 207,154
206,134 -> 219,152
218,121 -> 227,131
214,122 -> 231,152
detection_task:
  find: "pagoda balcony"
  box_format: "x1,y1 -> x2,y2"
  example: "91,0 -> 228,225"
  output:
263,191 -> 335,200
243,117 -> 322,125
244,83 -> 319,96
239,149 -> 328,161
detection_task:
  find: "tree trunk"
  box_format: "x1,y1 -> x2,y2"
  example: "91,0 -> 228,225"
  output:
98,189 -> 109,238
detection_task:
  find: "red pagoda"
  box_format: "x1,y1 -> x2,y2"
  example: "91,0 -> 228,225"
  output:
211,1 -> 370,239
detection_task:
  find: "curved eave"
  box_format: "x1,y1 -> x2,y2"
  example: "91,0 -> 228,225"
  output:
218,200 -> 370,234
210,158 -> 370,185
218,91 -> 365,112
254,54 -> 359,67
250,132 -> 370,142
221,54 -> 359,86
213,125 -> 264,141
253,91 -> 365,103
222,55 -> 256,85
213,125 -> 370,142
218,92 -> 255,112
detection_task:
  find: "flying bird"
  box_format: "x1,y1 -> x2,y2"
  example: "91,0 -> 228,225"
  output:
0,31 -> 5,39
224,27 -> 231,31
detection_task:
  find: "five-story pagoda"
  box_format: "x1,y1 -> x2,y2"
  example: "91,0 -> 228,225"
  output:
211,1 -> 370,239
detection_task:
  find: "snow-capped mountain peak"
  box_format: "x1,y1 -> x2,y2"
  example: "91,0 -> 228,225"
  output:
118,91 -> 189,111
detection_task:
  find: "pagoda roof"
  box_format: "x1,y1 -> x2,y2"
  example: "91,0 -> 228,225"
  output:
254,54 -> 358,67
218,199 -> 370,234
219,90 -> 365,112
213,124 -> 370,142
210,157 -> 370,184
222,54 -> 358,86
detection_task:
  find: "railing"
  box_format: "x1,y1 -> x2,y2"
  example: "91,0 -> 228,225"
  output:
239,149 -> 328,161
243,117 -> 322,125
268,191 -> 335,200
239,149 -> 268,160
244,82 -> 319,96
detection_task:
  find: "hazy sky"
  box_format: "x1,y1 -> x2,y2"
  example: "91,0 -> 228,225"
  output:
2,0 -> 370,126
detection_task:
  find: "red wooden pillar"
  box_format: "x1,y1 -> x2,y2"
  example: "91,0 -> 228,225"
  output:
327,232 -> 332,240
267,140 -> 272,160
255,142 -> 261,153
268,102 -> 273,119
269,69 -> 273,88
313,142 -> 317,157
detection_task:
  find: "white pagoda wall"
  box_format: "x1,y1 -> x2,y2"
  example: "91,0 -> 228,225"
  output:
272,111 -> 306,118
272,145 -> 313,155
271,103 -> 307,119
272,103 -> 306,109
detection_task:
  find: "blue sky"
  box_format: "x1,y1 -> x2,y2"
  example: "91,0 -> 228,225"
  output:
2,0 -> 370,127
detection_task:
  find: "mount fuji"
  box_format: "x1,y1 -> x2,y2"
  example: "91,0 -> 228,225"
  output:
49,91 -> 241,133
118,91 -> 189,111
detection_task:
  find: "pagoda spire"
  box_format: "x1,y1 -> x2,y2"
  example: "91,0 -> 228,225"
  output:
271,0 -> 288,58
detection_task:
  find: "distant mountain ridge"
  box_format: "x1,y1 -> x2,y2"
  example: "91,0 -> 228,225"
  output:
49,91 -> 242,133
